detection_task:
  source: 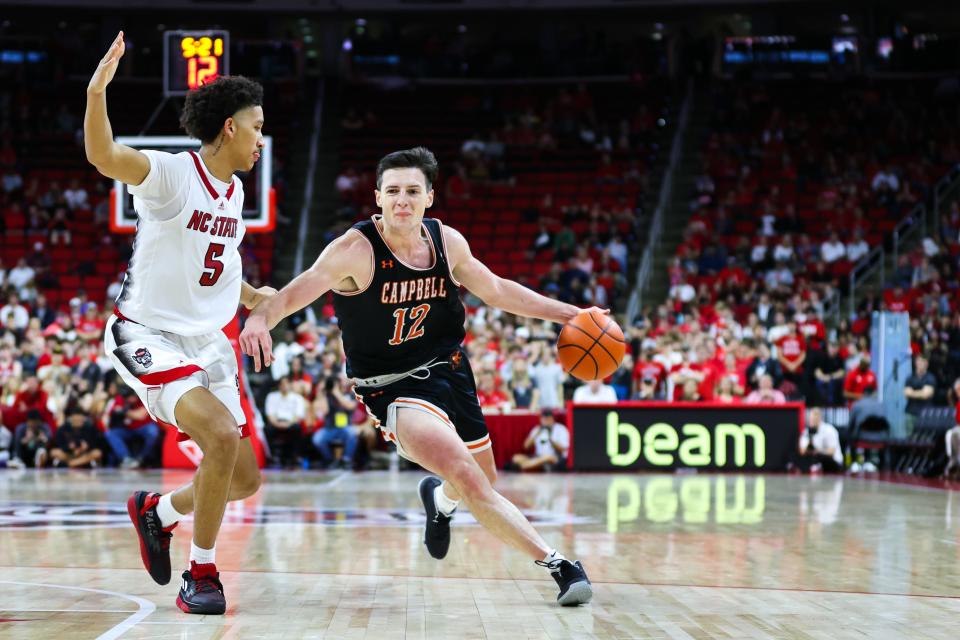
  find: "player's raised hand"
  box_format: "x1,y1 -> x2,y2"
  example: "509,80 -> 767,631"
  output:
239,313 -> 274,372
88,31 -> 125,95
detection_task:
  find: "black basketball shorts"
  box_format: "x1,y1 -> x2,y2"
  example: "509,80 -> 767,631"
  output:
354,347 -> 491,460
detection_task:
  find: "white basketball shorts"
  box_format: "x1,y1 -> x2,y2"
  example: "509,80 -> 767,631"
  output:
103,313 -> 248,440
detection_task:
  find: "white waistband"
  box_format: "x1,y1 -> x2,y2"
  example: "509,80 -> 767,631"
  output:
353,357 -> 448,388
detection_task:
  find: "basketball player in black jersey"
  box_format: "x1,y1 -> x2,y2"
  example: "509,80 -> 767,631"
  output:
241,147 -> 596,605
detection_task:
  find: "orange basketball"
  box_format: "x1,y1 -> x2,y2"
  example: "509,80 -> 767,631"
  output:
557,310 -> 626,381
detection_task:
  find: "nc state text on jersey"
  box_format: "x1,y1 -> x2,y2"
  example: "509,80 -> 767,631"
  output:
186,210 -> 239,238
380,276 -> 449,305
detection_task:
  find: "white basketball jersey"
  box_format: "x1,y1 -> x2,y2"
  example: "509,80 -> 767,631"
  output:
117,150 -> 246,336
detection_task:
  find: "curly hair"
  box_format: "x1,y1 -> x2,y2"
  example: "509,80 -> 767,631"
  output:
376,147 -> 439,190
179,76 -> 264,144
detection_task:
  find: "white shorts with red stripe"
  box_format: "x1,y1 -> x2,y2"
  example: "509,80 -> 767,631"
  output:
103,314 -> 247,439
376,396 -> 491,461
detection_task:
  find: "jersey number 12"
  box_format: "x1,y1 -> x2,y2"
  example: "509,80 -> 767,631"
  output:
389,304 -> 431,346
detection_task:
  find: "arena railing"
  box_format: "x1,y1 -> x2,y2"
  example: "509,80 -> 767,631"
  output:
626,80 -> 693,325
847,245 -> 886,318
821,286 -> 841,327
847,163 -> 960,318
292,78 -> 326,276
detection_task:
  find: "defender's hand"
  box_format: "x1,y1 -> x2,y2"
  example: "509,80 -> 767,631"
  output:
88,31 -> 125,95
239,313 -> 274,372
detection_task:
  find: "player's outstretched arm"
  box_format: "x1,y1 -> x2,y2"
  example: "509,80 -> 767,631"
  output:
84,31 -> 150,185
239,232 -> 368,371
240,281 -> 278,310
443,225 -> 606,324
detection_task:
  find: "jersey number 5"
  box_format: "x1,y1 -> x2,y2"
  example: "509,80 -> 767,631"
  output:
389,304 -> 431,346
199,243 -> 225,286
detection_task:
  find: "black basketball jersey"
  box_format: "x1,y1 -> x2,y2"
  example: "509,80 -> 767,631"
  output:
333,215 -> 466,379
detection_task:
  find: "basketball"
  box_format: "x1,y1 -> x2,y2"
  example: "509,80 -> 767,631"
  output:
557,310 -> 626,381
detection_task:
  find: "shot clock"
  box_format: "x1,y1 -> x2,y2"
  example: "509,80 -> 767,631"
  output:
163,30 -> 229,97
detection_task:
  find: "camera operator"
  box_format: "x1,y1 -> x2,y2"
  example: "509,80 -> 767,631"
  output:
508,409 -> 569,472
794,407 -> 843,473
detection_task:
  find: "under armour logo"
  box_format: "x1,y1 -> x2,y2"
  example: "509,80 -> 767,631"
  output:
381,260 -> 395,269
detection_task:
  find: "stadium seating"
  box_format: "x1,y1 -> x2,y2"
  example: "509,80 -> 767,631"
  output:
339,81 -> 672,290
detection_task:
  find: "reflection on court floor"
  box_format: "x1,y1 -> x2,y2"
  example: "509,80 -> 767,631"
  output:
1,469 -> 958,639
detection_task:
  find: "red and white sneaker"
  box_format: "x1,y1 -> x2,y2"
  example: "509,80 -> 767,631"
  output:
126,491 -> 176,585
176,561 -> 226,615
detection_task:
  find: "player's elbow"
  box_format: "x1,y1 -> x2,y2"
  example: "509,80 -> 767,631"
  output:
85,145 -> 115,176
84,147 -> 107,171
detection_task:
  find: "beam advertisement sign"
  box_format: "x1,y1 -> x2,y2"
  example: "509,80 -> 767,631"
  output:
570,402 -> 804,471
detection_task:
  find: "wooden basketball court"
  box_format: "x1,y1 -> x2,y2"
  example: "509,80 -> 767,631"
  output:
1,470 -> 959,639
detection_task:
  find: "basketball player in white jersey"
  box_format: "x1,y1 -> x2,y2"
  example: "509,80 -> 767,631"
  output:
85,32 -> 274,615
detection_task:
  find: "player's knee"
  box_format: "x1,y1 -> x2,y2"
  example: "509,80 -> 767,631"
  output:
234,468 -> 262,498
199,419 -> 240,461
448,460 -> 490,501
484,465 -> 498,486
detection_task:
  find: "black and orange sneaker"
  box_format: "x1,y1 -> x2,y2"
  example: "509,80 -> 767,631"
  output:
536,558 -> 593,606
176,561 -> 226,615
126,491 -> 176,585
418,475 -> 453,559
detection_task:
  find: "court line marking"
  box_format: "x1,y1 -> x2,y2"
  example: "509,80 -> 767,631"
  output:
211,569 -> 960,602
0,608 -> 135,613
0,580 -> 155,639
848,475 -> 960,493
5,565 -> 960,602
323,471 -> 353,488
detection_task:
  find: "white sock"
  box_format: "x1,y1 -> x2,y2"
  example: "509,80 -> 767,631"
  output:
156,493 -> 185,528
435,483 -> 460,516
541,549 -> 566,567
190,541 -> 216,566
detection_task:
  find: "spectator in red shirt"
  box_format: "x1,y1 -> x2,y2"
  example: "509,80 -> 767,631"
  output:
477,373 -> 511,414
288,355 -> 314,399
716,353 -> 746,397
670,349 -> 713,402
102,387 -> 162,469
951,377 -> 960,429
844,355 -> 878,402
776,322 -> 807,389
883,286 -> 912,313
75,303 -> 105,343
798,312 -> 826,352
632,348 -> 666,399
714,376 -> 743,404
947,378 -> 960,478
11,375 -> 52,428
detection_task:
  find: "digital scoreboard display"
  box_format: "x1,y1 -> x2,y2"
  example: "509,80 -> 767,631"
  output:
164,30 -> 229,97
